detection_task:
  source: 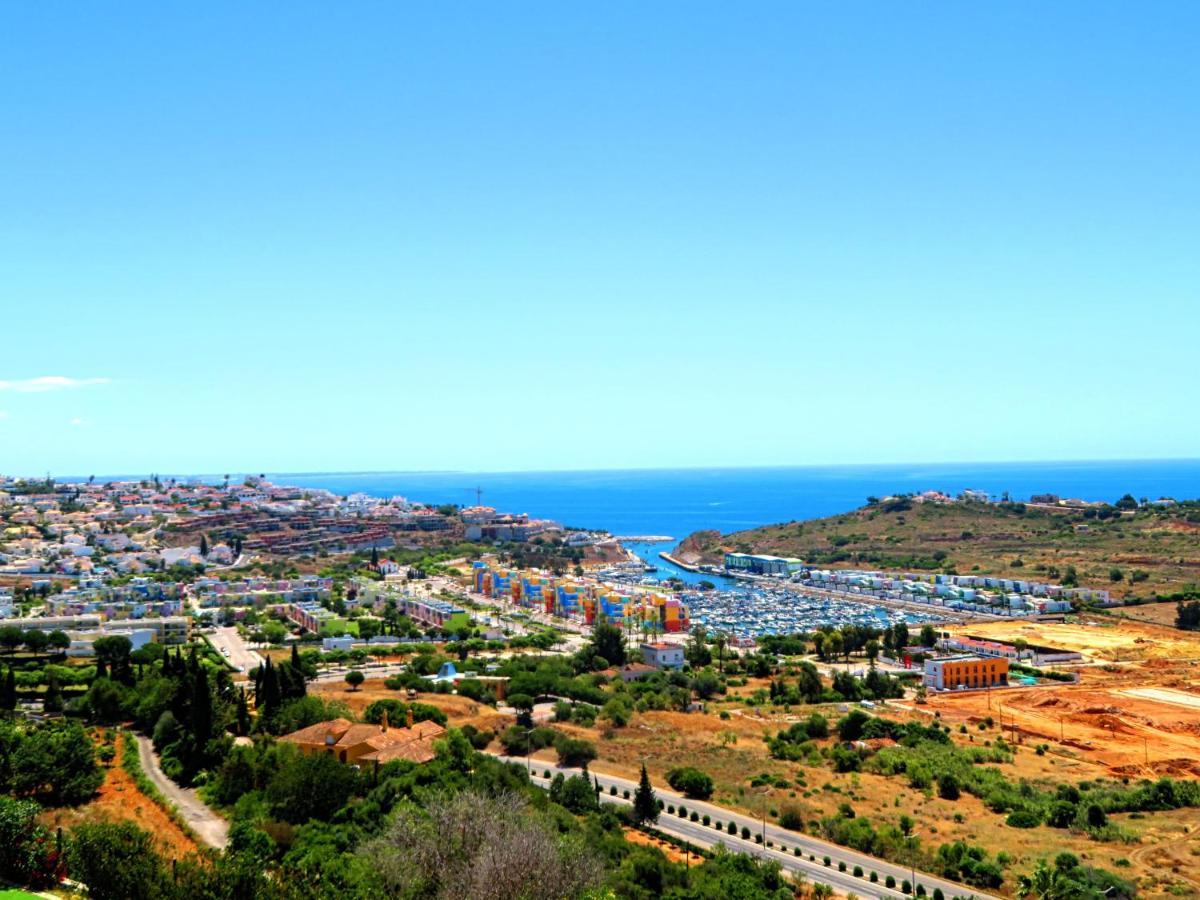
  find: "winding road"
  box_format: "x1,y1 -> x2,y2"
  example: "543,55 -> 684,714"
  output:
135,734 -> 229,849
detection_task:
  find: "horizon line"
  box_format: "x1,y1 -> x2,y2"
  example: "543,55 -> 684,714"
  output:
31,455 -> 1200,483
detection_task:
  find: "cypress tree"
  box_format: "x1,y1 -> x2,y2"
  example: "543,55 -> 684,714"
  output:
1,667 -> 15,710
44,671 -> 63,713
94,658 -> 108,681
199,534 -> 209,557
191,664 -> 212,749
633,764 -> 658,825
236,688 -> 251,736
260,657 -> 281,716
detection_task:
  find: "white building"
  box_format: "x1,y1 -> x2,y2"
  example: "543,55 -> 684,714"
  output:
640,642 -> 685,670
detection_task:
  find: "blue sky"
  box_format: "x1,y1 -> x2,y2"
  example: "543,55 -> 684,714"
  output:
2,3 -> 1197,476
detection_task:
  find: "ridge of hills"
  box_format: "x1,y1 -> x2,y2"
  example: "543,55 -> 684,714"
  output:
672,497 -> 1200,602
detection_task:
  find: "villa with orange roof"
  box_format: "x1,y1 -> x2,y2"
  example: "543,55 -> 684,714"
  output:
278,708 -> 445,766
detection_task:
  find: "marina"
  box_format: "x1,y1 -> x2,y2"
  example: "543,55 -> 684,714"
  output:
607,540 -> 950,638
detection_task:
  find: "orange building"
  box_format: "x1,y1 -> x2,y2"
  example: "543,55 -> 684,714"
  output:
279,709 -> 445,765
924,655 -> 1008,691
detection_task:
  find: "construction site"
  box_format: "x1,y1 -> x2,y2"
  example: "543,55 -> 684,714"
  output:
929,617 -> 1200,776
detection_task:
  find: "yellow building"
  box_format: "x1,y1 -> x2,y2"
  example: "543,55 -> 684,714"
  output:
924,655 -> 1008,691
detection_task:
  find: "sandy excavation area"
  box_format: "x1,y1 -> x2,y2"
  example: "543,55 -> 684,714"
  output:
955,616 -> 1200,662
930,618 -> 1200,776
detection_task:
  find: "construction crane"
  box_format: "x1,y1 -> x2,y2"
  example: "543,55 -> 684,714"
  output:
465,486 -> 484,507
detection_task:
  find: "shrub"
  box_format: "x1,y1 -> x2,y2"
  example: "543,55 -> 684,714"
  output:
902,879 -> 912,894
823,856 -> 831,866
853,865 -> 863,877
741,826 -> 751,839
727,821 -> 737,835
1006,808 -> 1042,829
779,805 -> 804,831
886,875 -> 896,888
666,766 -> 714,800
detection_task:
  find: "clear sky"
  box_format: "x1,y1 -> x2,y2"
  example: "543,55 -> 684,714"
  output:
2,3 -> 1197,476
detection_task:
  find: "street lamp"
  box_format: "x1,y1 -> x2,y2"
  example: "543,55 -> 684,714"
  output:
906,828 -> 921,894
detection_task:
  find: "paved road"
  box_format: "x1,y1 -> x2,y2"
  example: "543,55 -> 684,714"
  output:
499,755 -> 998,900
209,625 -> 263,673
135,734 -> 229,849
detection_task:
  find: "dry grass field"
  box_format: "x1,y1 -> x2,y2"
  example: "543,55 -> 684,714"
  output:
38,734 -> 199,861
675,500 -> 1200,599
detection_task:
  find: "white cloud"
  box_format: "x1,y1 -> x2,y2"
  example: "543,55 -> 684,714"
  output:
69,417 -> 85,427
0,376 -> 111,393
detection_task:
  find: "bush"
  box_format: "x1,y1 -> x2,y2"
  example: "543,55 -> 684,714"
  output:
728,821 -> 737,835
886,875 -> 896,888
779,806 -> 804,831
741,826 -> 751,839
666,766 -> 714,800
853,865 -> 863,877
553,735 -> 597,768
1006,808 -> 1042,829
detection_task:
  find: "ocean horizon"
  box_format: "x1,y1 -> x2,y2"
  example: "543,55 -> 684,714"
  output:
55,459 -> 1200,540
267,459 -> 1200,540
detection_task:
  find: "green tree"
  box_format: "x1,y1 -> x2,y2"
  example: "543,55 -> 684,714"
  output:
0,667 -> 15,711
0,627 -> 22,655
666,766 -> 714,800
67,821 -> 165,900
633,764 -> 659,824
590,621 -> 626,667
344,670 -> 365,691
0,795 -> 64,888
47,630 -> 70,653
22,630 -> 48,654
266,746 -> 358,823
10,719 -> 103,804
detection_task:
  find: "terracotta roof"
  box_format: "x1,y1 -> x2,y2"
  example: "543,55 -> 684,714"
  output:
279,718 -> 353,745
361,740 -> 438,765
334,723 -> 386,748
277,718 -> 445,762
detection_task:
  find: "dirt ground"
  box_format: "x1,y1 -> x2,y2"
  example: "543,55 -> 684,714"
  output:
950,617 -> 1200,662
622,827 -> 703,866
1109,602 -> 1186,628
310,678 -> 508,732
38,734 -> 199,860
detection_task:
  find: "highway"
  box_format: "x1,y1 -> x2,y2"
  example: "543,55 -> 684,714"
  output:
497,755 -> 998,900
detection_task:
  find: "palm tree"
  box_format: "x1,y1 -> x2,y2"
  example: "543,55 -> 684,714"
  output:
1015,860 -> 1070,899
713,632 -> 728,673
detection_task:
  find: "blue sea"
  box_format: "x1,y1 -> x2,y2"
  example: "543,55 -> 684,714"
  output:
271,460 -> 1200,541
